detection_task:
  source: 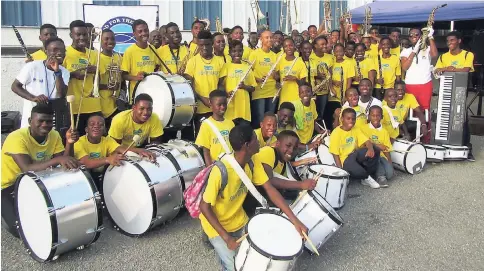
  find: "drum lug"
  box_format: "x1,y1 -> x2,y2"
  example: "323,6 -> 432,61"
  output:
52,238 -> 68,249
86,226 -> 105,234
84,192 -> 102,202
148,181 -> 160,188
151,216 -> 163,224
48,205 -> 65,214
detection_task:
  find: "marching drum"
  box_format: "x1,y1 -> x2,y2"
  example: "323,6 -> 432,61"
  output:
423,144 -> 445,162
235,212 -> 303,271
390,140 -> 427,174
290,191 -> 343,252
443,145 -> 469,160
103,150 -> 183,236
133,73 -> 196,128
15,168 -> 103,262
303,164 -> 349,209
286,162 -> 302,181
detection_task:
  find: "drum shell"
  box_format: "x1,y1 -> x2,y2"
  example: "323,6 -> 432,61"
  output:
305,165 -> 349,209
443,145 -> 469,160
15,168 -> 102,262
424,144 -> 445,162
390,140 -> 427,174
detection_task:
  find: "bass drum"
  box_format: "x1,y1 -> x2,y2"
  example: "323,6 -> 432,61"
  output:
133,72 -> 196,129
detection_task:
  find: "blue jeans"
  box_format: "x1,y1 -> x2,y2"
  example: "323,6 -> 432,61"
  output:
376,157 -> 394,180
209,228 -> 245,271
251,98 -> 278,128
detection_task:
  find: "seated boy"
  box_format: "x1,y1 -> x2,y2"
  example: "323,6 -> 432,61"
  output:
382,89 -> 410,143
334,88 -> 367,129
395,81 -> 428,141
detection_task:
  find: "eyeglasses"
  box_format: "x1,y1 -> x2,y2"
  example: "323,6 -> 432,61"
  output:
409,34 -> 421,37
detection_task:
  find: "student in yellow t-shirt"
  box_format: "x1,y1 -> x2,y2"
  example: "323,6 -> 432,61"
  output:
199,123 -> 307,271
108,93 -> 163,147
224,26 -> 252,61
435,31 -> 475,74
121,19 -> 161,104
249,30 -> 279,127
300,41 -> 318,90
149,29 -> 162,49
213,32 -> 230,63
354,43 -> 377,87
27,24 -> 57,62
344,41 -> 356,60
395,81 -> 428,140
276,38 -> 307,106
311,36 -> 335,121
375,37 -> 401,100
361,105 -> 394,187
335,88 -> 367,129
188,20 -> 204,58
382,89 -> 409,142
389,28 -> 401,58
64,20 -> 103,136
156,22 -> 189,75
195,90 -> 235,166
1,105 -> 80,237
98,30 -> 123,131
221,40 -> 256,121
293,82 -> 325,145
254,112 -> 278,147
362,36 -> 378,60
329,107 -> 380,188
271,31 -> 284,55
184,30 -> 225,133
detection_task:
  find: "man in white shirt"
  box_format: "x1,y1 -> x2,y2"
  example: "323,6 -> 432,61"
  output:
400,27 -> 438,143
12,37 -> 70,134
345,78 -> 382,116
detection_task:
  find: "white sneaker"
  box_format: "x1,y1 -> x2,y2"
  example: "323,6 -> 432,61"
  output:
361,176 -> 380,189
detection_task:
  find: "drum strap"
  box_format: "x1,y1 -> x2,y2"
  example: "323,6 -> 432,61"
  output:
383,105 -> 400,129
203,118 -> 232,154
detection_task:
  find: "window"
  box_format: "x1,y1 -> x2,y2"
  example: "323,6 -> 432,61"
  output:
1,0 -> 42,27
92,0 -> 139,6
183,0 -> 222,31
257,0 -> 282,31
319,0 -> 347,31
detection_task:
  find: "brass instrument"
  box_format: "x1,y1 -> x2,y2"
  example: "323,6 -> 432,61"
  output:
272,56 -> 299,103
324,0 -> 332,33
342,11 -> 352,35
421,4 -> 447,51
91,27 -> 103,98
199,18 -> 211,31
107,52 -> 122,97
215,17 -> 223,33
339,68 -> 344,105
251,0 -> 268,30
178,41 -> 190,75
314,62 -> 331,94
363,4 -> 372,37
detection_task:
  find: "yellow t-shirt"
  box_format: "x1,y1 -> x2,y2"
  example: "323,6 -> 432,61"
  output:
361,123 -> 392,159
255,128 -> 277,147
108,109 -> 164,146
277,57 -> 308,105
375,54 -> 401,89
199,155 -> 268,238
1,128 -> 64,188
248,48 -> 278,100
397,93 -> 420,119
294,99 -> 318,144
354,57 -> 377,85
303,58 -> 318,89
340,105 -> 367,129
435,50 -> 475,72
64,46 -> 103,114
74,135 -> 120,172
31,49 -> 47,60
221,62 -> 256,121
311,52 -> 335,95
330,59 -> 356,102
381,105 -> 405,139
224,45 -> 253,61
156,44 -> 189,74
214,54 -> 231,64
256,146 -> 285,175
99,52 -> 122,117
329,126 -> 369,164
188,41 -> 198,57
369,43 -> 379,59
184,55 -> 225,114
120,44 -> 161,103
195,117 -> 235,161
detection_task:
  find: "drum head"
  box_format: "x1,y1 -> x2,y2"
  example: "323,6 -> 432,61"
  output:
405,143 -> 427,174
309,164 -> 348,178
16,175 -> 52,260
134,73 -> 173,127
311,191 -> 344,225
103,162 -> 153,235
316,144 -> 336,165
247,213 -> 302,259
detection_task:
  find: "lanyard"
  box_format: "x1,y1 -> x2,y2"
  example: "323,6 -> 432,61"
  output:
304,59 -> 311,86
169,46 -> 181,69
43,61 -> 56,99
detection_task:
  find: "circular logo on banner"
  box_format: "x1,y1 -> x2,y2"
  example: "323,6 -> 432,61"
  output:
102,16 -> 136,54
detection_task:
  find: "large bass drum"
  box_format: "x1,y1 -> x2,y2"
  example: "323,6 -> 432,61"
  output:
133,72 -> 196,129
15,167 -> 103,262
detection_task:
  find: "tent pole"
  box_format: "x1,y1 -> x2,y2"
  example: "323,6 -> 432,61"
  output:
450,21 -> 454,31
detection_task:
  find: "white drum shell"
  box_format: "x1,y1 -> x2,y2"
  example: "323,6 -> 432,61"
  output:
304,165 -> 349,209
424,144 -> 445,162
390,140 -> 427,174
161,140 -> 205,189
15,168 -> 101,262
443,145 -> 469,160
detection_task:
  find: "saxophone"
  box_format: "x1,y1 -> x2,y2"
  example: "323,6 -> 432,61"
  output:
420,4 -> 447,51
314,62 -> 331,93
356,58 -> 362,82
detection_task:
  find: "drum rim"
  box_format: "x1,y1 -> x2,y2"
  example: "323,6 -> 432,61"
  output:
146,145 -> 188,191
423,144 -> 446,151
286,162 -> 302,181
309,191 -> 344,225
442,145 -> 469,150
244,213 -> 304,260
308,164 -> 349,179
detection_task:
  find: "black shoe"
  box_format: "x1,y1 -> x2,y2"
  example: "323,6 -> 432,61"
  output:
467,152 -> 475,162
201,231 -> 213,249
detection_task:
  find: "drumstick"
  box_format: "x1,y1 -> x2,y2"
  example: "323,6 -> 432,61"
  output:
107,135 -> 141,171
302,231 -> 320,256
321,120 -> 330,135
391,149 -> 415,154
66,95 -> 76,130
236,233 -> 248,243
291,167 -> 325,207
413,129 -> 432,142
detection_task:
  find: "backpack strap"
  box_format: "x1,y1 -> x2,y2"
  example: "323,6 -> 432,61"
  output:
272,147 -> 287,175
248,160 -> 254,172
214,160 -> 229,198
439,54 -> 443,64
465,51 -> 469,60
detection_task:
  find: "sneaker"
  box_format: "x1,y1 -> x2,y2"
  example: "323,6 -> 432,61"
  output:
361,176 -> 380,189
377,176 -> 389,188
201,231 -> 213,249
467,152 -> 475,162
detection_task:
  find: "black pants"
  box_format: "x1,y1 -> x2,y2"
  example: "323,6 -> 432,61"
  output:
323,101 -> 341,131
162,125 -> 196,142
104,109 -> 121,133
373,88 -> 385,101
194,112 -> 213,138
74,112 -> 102,137
1,185 -> 19,237
343,148 -> 380,179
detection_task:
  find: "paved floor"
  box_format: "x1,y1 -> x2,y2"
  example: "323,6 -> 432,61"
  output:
1,136 -> 483,271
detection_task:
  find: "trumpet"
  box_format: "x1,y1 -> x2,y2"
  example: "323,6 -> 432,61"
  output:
91,27 -> 103,98
314,62 -> 331,93
261,52 -> 284,89
272,56 -> 299,103
228,60 -> 256,105
107,52 -> 122,97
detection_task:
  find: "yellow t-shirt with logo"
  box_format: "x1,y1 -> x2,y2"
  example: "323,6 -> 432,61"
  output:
330,59 -> 356,103
64,46 -> 103,114
375,55 -> 401,89
255,128 -> 277,148
99,52 -> 122,117
311,52 -> 335,95
354,57 -> 377,85
200,155 -> 268,238
31,49 -> 47,60
340,105 -> 367,129
220,62 -> 256,121
397,93 -> 420,119
256,146 -> 285,175
361,123 -> 393,159
381,105 -> 405,139
248,48 -> 278,100
1,128 -> 64,188
294,99 -> 318,144
329,126 -> 369,164
277,57 -> 308,105
195,117 -> 235,161
74,135 -> 120,172
120,44 -> 161,103
303,58 -> 318,89
156,44 -> 189,74
224,45 -> 253,61
435,50 -> 474,72
108,109 -> 163,147
184,55 -> 225,114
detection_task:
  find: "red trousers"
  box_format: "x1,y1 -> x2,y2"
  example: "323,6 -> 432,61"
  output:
406,81 -> 433,143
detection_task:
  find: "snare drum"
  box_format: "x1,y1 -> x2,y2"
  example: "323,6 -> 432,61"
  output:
290,191 -> 343,252
15,168 -> 103,262
103,151 -> 183,236
235,212 -> 303,271
304,164 -> 349,209
424,144 -> 445,162
133,73 -> 195,128
443,145 -> 469,160
286,162 -> 302,181
390,140 -> 427,174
